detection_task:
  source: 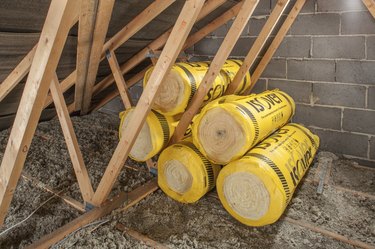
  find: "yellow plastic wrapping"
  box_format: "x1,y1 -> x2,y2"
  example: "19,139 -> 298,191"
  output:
119,108 -> 175,162
158,139 -> 222,203
143,60 -> 251,116
192,90 -> 296,164
217,123 -> 320,226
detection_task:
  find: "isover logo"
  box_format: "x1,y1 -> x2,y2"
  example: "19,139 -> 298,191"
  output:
254,127 -> 289,150
246,93 -> 283,113
286,140 -> 313,187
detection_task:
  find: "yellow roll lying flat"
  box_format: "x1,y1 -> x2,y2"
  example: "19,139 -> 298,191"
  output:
158,139 -> 221,203
119,108 -> 175,162
144,60 -> 251,116
192,90 -> 295,164
217,123 -> 320,226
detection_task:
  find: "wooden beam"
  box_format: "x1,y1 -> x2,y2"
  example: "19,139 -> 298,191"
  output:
116,223 -> 168,249
26,179 -> 158,249
245,0 -> 306,94
75,0 -> 99,112
81,0 -> 115,114
0,0 -> 79,226
362,0 -> 375,19
21,173 -> 85,212
225,0 -> 290,95
90,0 -> 226,101
50,74 -> 94,202
43,71 -> 77,109
106,50 -> 133,109
89,0 -> 241,111
0,45 -> 37,102
169,0 -> 259,144
90,0 -> 206,206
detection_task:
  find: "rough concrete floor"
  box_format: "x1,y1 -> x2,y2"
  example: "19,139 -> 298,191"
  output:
0,112 -> 374,248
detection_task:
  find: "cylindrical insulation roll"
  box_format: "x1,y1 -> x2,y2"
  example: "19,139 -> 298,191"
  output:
192,90 -> 295,164
143,60 -> 251,116
119,108 -> 175,162
158,139 -> 221,203
217,123 -> 319,226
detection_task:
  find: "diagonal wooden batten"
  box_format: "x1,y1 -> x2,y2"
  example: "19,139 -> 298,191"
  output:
90,0 -> 206,206
81,0 -> 115,114
0,0 -> 80,226
106,50 -> 133,109
0,45 -> 37,102
50,74 -> 94,202
26,179 -> 158,249
225,0 -> 290,95
245,0 -> 306,94
90,1 -> 243,112
74,0 -> 99,112
169,0 -> 260,145
43,71 -> 77,109
362,0 -> 375,18
91,0 -> 227,100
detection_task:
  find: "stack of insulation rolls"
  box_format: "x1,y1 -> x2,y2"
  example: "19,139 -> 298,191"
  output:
119,60 -> 320,227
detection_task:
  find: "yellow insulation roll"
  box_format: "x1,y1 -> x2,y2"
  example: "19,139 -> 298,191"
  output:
144,60 -> 251,116
217,123 -> 320,226
119,108 -> 175,162
192,90 -> 295,164
158,139 -> 221,203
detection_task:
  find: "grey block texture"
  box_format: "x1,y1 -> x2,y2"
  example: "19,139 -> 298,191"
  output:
343,109 -> 375,134
312,36 -> 365,59
317,0 -> 366,12
275,36 -> 311,58
341,12 -> 375,35
366,36 -> 375,60
287,59 -> 336,82
291,14 -> 340,35
336,61 -> 375,85
294,104 -> 342,130
268,79 -> 311,104
370,137 -> 375,160
313,83 -> 366,108
311,128 -> 369,158
369,87 -> 375,110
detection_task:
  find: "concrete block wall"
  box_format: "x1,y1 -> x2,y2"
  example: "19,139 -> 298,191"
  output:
191,0 -> 375,166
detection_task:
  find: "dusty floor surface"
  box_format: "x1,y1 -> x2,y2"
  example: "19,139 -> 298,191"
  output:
0,112 -> 374,248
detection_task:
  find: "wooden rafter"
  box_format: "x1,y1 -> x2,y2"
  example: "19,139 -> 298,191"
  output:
89,0 -> 243,112
75,0 -> 99,112
50,74 -> 94,202
81,0 -> 115,114
245,0 -> 306,93
362,0 -> 375,18
0,0 -> 80,226
225,0 -> 290,95
90,0 -> 206,206
169,0 -> 260,144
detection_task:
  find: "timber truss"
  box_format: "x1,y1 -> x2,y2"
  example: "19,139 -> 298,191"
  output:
0,0 -> 373,247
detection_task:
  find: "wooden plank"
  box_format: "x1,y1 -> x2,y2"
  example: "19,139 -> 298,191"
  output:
245,0 -> 306,94
116,223 -> 168,249
0,0 -> 79,226
21,173 -> 85,212
74,0 -> 99,112
284,217 -> 375,249
50,74 -> 94,202
362,0 -> 375,19
106,50 -> 133,109
169,0 -> 259,144
26,179 -> 158,249
0,45 -> 37,102
225,0 -> 290,95
81,0 -> 115,114
90,0 -> 206,206
90,0 -> 226,100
